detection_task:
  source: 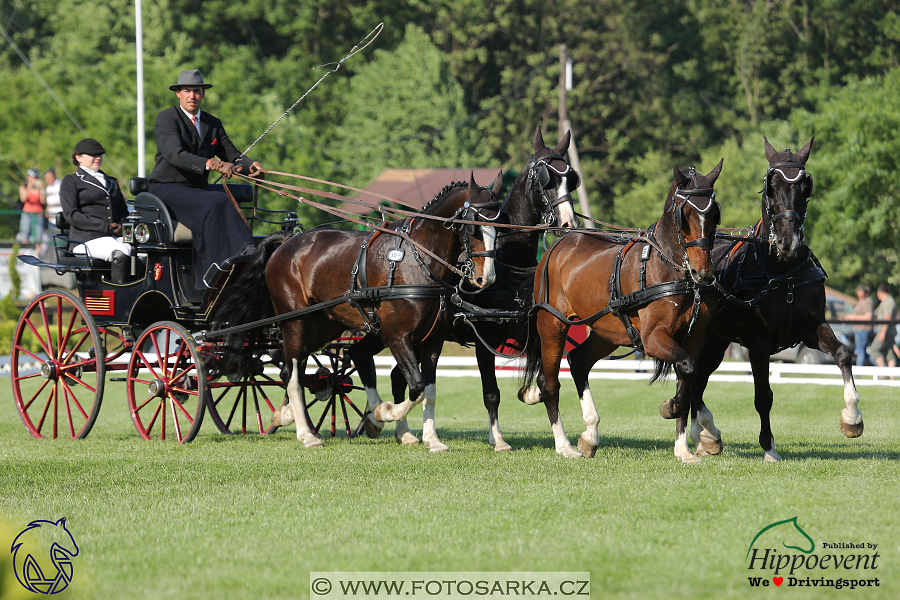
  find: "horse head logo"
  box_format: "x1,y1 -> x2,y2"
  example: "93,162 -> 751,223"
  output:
11,518 -> 79,594
746,516 -> 815,560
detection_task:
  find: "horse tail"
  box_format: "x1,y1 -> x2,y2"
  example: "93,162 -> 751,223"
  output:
649,357 -> 673,384
519,306 -> 544,387
209,231 -> 291,375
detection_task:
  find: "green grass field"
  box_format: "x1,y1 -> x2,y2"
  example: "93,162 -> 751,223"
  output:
1,375 -> 898,600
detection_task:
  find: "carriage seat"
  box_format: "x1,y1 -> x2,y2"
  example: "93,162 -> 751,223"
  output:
52,212 -> 111,270
127,178 -> 255,244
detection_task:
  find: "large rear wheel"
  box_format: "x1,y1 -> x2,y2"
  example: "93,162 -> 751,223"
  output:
126,322 -> 206,443
11,290 -> 105,439
205,352 -> 285,435
303,338 -> 367,438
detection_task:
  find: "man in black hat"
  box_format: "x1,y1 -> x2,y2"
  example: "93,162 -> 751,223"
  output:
149,68 -> 263,288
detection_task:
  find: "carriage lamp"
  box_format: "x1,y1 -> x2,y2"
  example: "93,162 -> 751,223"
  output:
134,223 -> 151,244
122,213 -> 142,244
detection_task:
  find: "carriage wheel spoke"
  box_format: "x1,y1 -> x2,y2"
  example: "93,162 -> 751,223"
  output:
21,378 -> 51,412
23,317 -> 53,357
59,378 -> 89,421
170,398 -> 184,442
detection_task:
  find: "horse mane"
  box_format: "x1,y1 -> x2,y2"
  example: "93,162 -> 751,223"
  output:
421,181 -> 468,214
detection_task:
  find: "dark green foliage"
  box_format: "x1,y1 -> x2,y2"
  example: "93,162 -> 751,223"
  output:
1,0 -> 898,292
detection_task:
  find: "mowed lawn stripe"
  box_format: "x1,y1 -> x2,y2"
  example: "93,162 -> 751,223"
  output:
1,377 -> 897,600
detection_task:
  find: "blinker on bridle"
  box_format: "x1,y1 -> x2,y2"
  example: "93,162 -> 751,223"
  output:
527,152 -> 581,226
762,156 -> 814,228
671,167 -> 717,250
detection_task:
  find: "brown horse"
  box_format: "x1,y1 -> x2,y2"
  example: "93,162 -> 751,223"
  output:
355,127 -> 580,449
211,174 -> 500,450
519,161 -> 723,461
688,137 -> 863,461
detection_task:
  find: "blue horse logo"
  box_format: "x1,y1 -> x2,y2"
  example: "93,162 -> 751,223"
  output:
11,518 -> 79,594
746,516 -> 815,560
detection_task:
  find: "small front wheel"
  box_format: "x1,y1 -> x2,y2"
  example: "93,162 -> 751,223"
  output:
127,322 -> 206,443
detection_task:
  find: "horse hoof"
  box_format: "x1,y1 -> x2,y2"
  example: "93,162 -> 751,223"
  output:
301,433 -> 324,448
678,452 -> 702,464
373,402 -> 394,423
557,447 -> 584,459
272,405 -> 294,427
493,441 -> 513,452
576,436 -> 597,458
517,385 -> 543,405
659,400 -> 676,419
839,417 -> 864,438
396,431 -> 420,445
424,439 -> 449,453
763,451 -> 782,462
363,413 -> 384,439
698,436 -> 723,456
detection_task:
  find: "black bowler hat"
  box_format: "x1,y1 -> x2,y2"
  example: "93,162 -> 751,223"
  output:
169,69 -> 213,91
73,138 -> 105,156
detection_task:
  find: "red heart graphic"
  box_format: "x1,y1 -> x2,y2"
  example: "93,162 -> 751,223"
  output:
773,577 -> 783,586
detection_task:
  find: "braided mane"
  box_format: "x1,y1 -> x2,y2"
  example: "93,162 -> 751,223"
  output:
421,180 -> 468,214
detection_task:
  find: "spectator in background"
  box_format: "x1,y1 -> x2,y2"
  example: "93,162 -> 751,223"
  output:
869,284 -> 897,369
848,285 -> 874,367
16,168 -> 45,245
42,168 -> 62,254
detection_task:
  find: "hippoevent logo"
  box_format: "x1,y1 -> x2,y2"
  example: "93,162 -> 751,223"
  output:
10,518 -> 79,594
746,517 -> 880,590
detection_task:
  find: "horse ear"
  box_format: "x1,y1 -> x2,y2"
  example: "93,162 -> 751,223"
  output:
764,136 -> 777,162
673,166 -> 689,187
533,126 -> 545,152
468,171 -> 478,192
492,170 -> 504,196
706,158 -> 724,185
554,130 -> 572,156
796,136 -> 814,164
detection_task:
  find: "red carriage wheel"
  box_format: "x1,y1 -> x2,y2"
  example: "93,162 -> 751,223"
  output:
303,338 -> 368,438
205,353 -> 286,435
126,322 -> 206,443
11,290 -> 105,439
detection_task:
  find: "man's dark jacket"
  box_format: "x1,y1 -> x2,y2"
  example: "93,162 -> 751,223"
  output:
59,169 -> 129,243
149,106 -> 249,185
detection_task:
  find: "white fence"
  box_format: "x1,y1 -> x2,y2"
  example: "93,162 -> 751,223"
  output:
4,354 -> 899,387
365,356 -> 900,387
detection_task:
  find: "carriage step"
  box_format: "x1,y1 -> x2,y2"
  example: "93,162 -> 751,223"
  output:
110,377 -> 127,382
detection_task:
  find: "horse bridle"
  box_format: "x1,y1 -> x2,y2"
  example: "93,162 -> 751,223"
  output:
446,199 -> 501,283
527,152 -> 581,225
671,167 -> 718,257
762,156 -> 814,249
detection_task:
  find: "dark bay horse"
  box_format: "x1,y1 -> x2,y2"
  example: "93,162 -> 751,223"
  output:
375,127 -> 580,450
211,175 -> 500,449
519,162 -> 723,460
688,137 -> 863,461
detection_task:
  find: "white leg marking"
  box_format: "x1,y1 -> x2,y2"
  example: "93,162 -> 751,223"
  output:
692,405 -> 723,455
578,388 -> 600,449
551,420 -> 583,458
421,384 -> 448,452
841,380 -> 863,425
674,431 -> 701,463
364,385 -> 386,432
393,419 -> 419,445
520,385 -> 542,405
489,418 -> 512,451
373,391 -> 425,423
763,438 -> 782,462
287,359 -> 323,448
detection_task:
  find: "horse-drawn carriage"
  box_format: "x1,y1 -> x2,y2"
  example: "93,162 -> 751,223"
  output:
9,130 -> 864,461
11,176 -> 367,443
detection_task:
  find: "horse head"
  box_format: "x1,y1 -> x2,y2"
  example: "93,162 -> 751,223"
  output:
523,126 -> 580,229
422,173 -> 501,290
762,136 -> 814,261
664,160 -> 723,284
